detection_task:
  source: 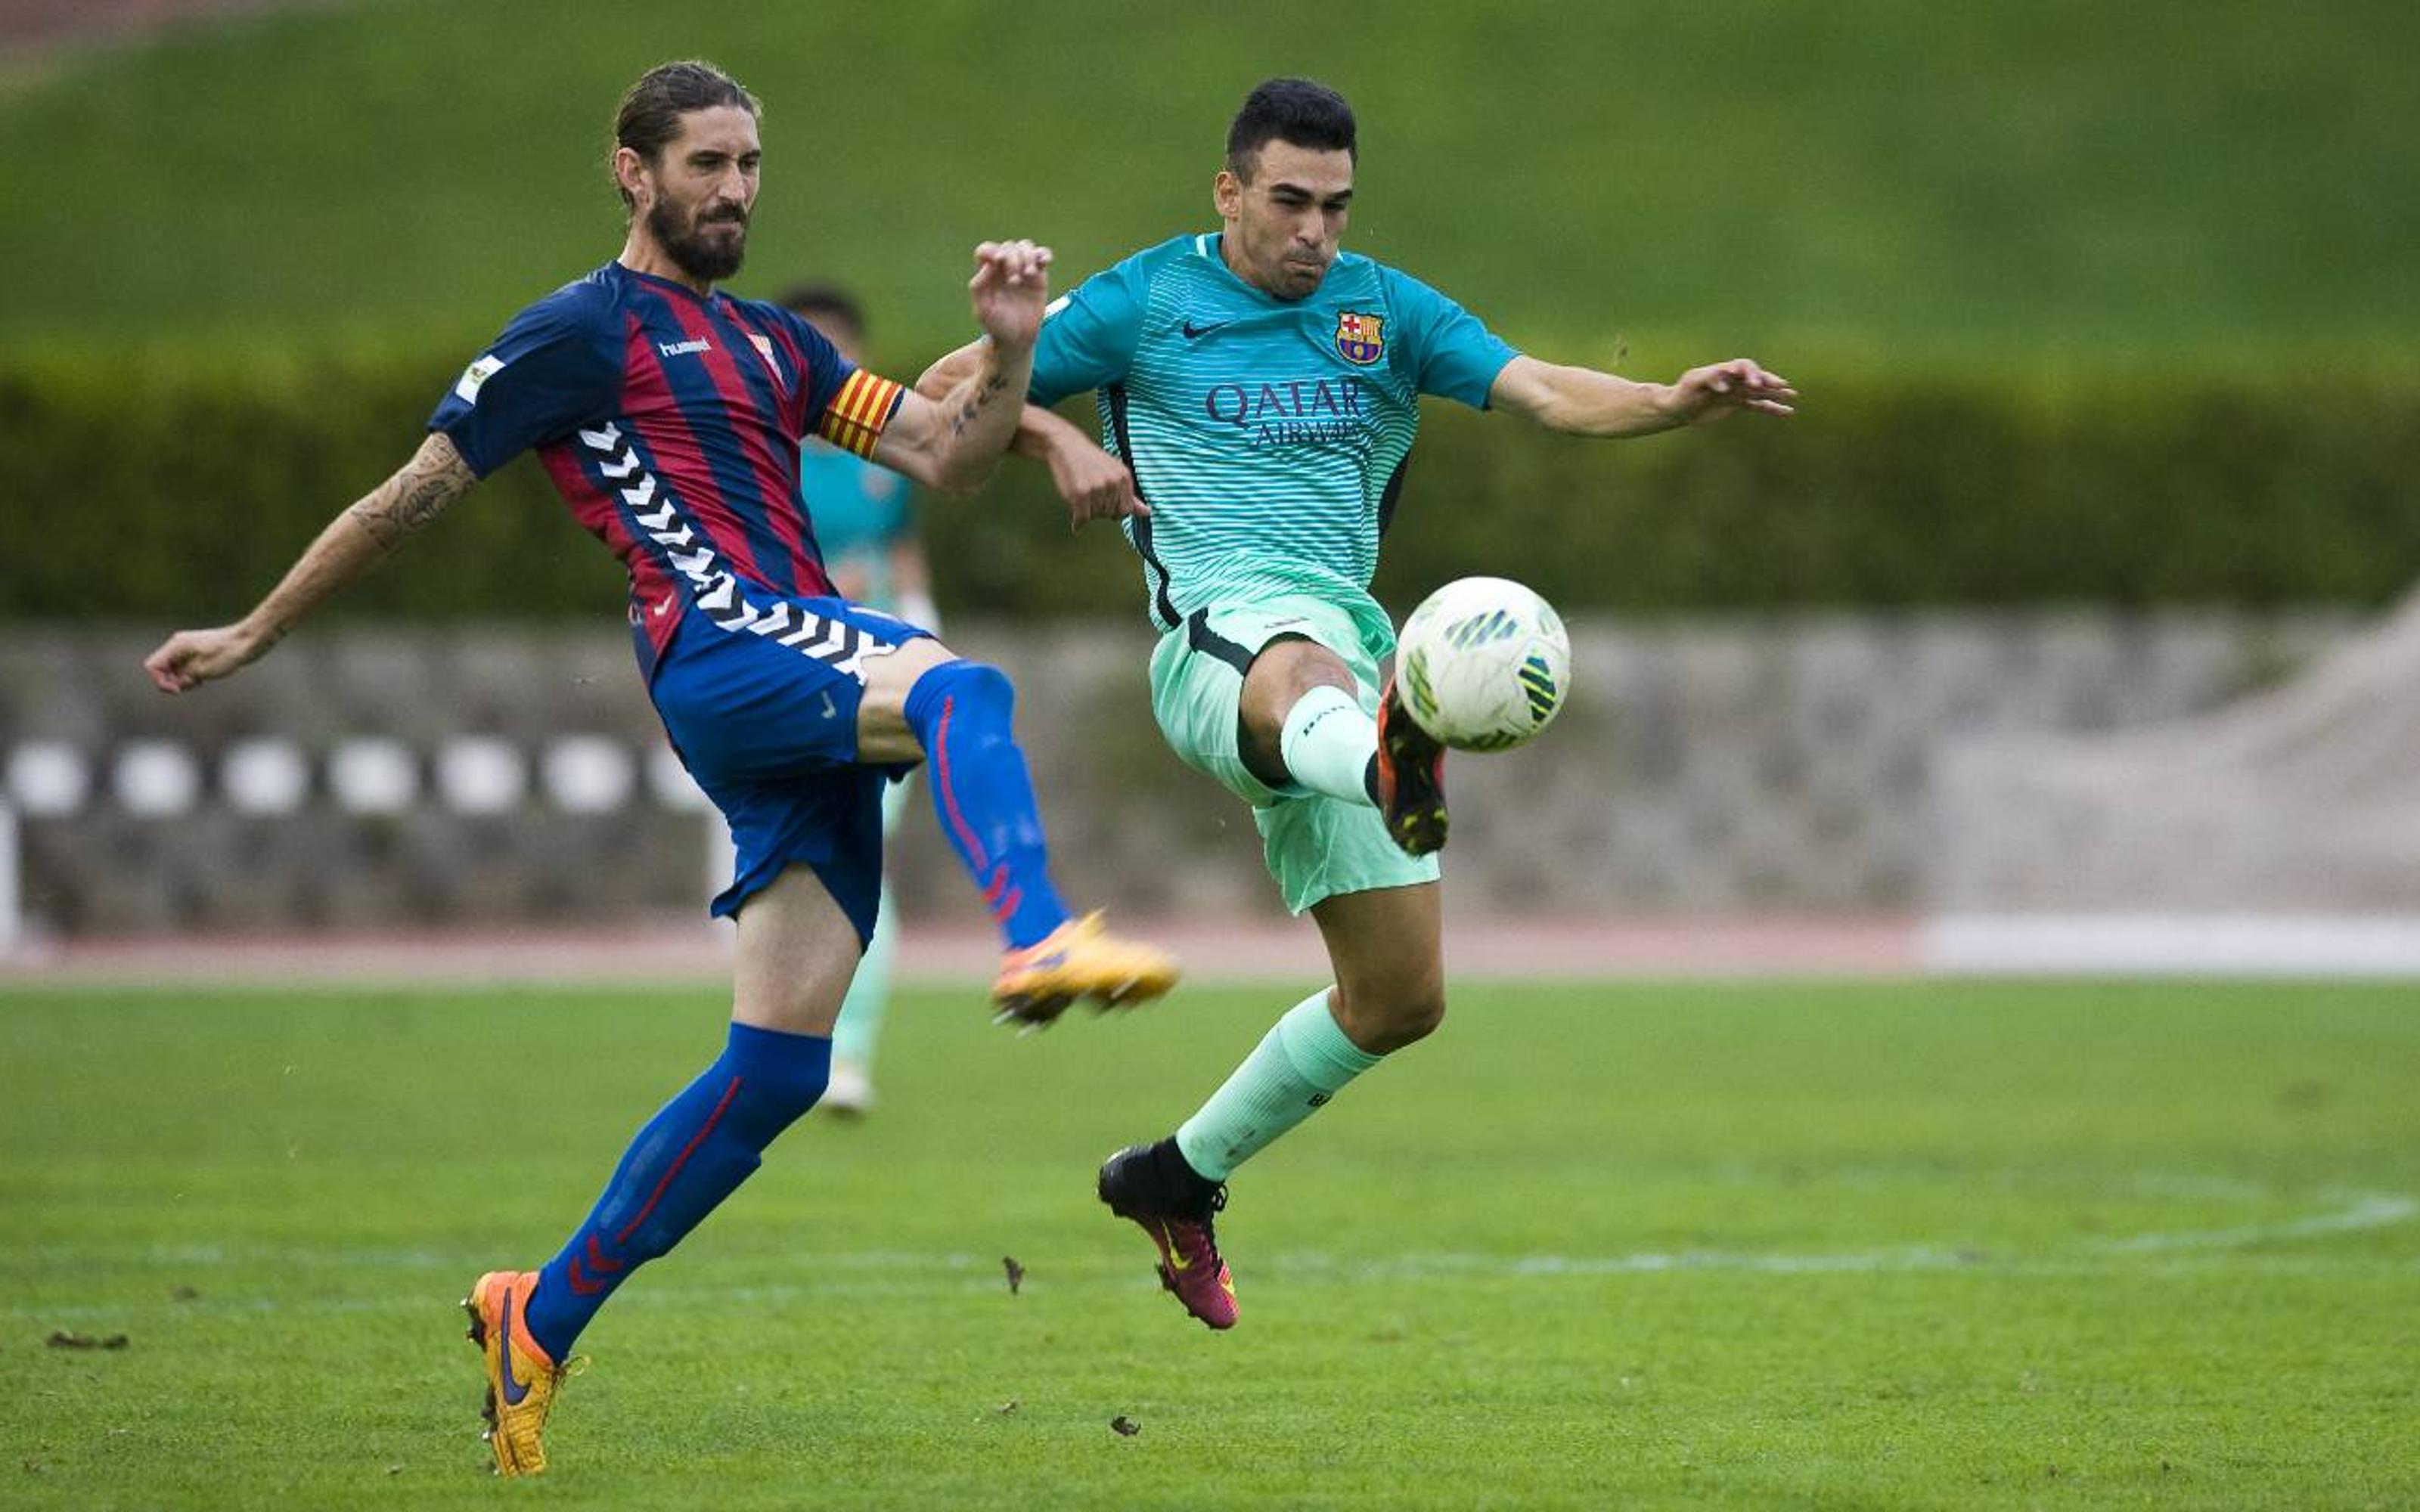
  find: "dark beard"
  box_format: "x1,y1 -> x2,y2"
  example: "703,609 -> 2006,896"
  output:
650,200 -> 749,282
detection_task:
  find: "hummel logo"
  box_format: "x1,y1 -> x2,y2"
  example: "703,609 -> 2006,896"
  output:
657,338 -> 712,358
1181,320 -> 1231,340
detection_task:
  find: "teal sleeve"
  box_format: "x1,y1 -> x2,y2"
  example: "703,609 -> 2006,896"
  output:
1385,267 -> 1519,411
1028,256 -> 1150,407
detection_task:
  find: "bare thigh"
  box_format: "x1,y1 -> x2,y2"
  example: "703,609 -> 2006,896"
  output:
731,863 -> 866,1035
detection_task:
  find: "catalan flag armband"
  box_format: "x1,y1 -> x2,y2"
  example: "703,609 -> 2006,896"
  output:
818,370 -> 906,460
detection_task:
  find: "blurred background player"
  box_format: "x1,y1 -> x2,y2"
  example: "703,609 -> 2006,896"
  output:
928,77 -> 1791,1330
778,283 -> 938,1116
142,60 -> 1176,1476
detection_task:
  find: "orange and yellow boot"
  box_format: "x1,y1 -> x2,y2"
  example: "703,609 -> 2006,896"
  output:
992,912 -> 1181,1027
461,1269 -> 576,1477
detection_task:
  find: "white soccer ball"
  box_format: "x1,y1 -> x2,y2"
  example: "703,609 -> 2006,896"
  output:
1394,576 -> 1573,751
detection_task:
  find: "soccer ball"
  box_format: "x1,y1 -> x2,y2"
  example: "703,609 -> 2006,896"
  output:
1394,577 -> 1572,751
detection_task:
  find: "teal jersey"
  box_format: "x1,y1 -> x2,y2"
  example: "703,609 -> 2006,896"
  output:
1030,233 -> 1519,638
795,437 -> 915,609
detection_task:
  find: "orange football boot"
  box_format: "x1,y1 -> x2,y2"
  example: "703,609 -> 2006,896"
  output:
992,912 -> 1180,1028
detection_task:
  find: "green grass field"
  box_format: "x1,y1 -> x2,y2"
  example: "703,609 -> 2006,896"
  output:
8,0 -> 2418,366
5,978 -> 2416,1509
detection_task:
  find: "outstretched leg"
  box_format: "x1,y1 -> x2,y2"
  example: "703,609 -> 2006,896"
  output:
467,866 -> 858,1476
858,638 -> 1178,1024
1101,880 -> 1443,1329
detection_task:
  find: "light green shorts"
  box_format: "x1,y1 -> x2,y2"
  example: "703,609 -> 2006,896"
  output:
1147,593 -> 1442,915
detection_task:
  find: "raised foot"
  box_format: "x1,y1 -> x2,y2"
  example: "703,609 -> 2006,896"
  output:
1373,677 -> 1448,857
993,912 -> 1181,1030
1097,1141 -> 1238,1330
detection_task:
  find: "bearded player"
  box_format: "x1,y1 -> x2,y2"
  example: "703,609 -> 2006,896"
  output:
143,60 -> 1177,1472
924,77 -> 1792,1330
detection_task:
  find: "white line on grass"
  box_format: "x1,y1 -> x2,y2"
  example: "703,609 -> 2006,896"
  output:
9,1188 -> 2412,1322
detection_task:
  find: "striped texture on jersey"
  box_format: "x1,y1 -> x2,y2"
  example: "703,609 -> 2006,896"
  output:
818,372 -> 905,460
1094,245 -> 1423,633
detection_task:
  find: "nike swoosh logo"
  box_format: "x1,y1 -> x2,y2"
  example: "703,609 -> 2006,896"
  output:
1181,321 -> 1230,340
652,596 -> 675,618
498,1284 -> 532,1406
1158,1219 -> 1192,1272
820,690 -> 838,719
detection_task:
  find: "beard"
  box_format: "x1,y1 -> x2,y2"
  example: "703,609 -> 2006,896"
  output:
650,198 -> 749,282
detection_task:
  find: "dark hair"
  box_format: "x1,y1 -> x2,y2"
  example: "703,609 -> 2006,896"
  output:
777,283 -> 865,338
611,60 -> 760,213
1224,77 -> 1356,180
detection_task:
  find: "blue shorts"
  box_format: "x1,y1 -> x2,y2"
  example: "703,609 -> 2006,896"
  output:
646,594 -> 933,946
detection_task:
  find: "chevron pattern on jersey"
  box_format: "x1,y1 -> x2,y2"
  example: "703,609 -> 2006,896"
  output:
580,423 -> 892,680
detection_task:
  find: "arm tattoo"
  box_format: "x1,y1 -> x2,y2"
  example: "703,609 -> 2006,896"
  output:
349,434 -> 473,551
947,369 -> 1010,440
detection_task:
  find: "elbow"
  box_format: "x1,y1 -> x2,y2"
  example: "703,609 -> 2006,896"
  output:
914,344 -> 982,401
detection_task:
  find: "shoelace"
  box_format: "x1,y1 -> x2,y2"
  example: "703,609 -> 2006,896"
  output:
524,1355 -> 589,1404
1180,1187 -> 1230,1253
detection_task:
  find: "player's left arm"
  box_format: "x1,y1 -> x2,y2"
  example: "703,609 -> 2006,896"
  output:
1488,354 -> 1796,438
861,240 -> 1052,495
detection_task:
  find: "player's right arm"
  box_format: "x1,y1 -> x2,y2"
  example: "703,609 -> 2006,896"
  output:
143,435 -> 476,692
917,339 -> 1145,529
144,280 -> 619,694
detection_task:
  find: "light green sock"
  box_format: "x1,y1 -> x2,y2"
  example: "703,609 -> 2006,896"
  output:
1175,988 -> 1384,1180
1278,685 -> 1378,806
832,878 -> 895,1068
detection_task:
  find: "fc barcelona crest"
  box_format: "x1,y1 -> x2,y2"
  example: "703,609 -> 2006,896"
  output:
1335,311 -> 1385,365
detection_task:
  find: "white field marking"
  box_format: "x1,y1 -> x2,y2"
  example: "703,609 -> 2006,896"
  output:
7,1187 -> 2413,1323
2092,1190 -> 2418,1253
10,1253 -> 2418,1328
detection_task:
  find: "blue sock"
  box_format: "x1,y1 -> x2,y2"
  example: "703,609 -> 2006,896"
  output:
902,660 -> 1072,950
524,1022 -> 830,1360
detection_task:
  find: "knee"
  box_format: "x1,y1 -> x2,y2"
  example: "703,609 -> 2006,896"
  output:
919,659 -> 1014,714
901,660 -> 1016,753
954,661 -> 1016,713
1333,981 -> 1446,1055
753,1049 -> 833,1125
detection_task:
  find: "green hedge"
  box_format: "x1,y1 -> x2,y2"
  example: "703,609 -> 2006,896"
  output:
8,350 -> 2419,624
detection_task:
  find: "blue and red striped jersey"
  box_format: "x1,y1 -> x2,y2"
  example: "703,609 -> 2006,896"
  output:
428,261 -> 906,662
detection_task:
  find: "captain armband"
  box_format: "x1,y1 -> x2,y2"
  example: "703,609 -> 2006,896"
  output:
817,371 -> 906,460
